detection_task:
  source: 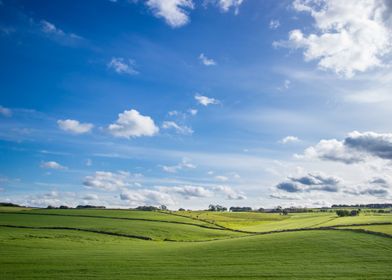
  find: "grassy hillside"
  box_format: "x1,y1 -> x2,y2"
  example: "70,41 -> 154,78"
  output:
1,227 -> 392,279
0,207 -> 391,279
0,212 -> 245,241
176,211 -> 392,232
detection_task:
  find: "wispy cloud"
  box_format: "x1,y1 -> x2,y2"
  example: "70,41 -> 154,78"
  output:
199,53 -> 216,66
195,94 -> 219,106
40,161 -> 67,170
162,121 -> 193,135
108,57 -> 138,75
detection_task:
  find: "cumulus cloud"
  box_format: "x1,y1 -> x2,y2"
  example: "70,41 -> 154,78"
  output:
303,131 -> 392,164
162,121 -> 193,135
213,185 -> 246,200
345,131 -> 392,160
0,105 -> 12,117
146,0 -> 194,28
278,0 -> 392,77
161,158 -> 196,173
83,171 -> 142,191
108,109 -> 159,138
120,189 -> 175,206
157,184 -> 245,200
108,57 -> 138,75
276,172 -> 341,193
160,185 -> 213,198
40,161 -> 67,170
199,53 -> 216,66
195,94 -> 219,106
57,119 -> 94,134
344,184 -> 390,197
280,135 -> 300,144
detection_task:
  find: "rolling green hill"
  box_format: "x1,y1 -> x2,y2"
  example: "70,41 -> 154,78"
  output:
0,207 -> 391,279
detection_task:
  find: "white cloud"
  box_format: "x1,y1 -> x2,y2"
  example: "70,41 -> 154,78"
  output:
303,138 -> 365,164
213,185 -> 246,200
280,0 -> 392,77
108,109 -> 159,138
57,119 -> 94,134
120,189 -> 175,206
40,161 -> 67,170
188,108 -> 198,116
40,20 -> 65,35
214,0 -> 244,14
168,110 -> 179,116
269,19 -> 280,29
0,105 -> 12,117
159,185 -> 213,198
162,158 -> 196,173
146,0 -> 194,28
195,94 -> 219,106
162,121 -> 193,135
108,57 -> 138,75
85,159 -> 92,167
280,135 -> 300,144
199,53 -> 216,66
303,131 -> 392,164
40,20 -> 83,43
83,171 -> 142,191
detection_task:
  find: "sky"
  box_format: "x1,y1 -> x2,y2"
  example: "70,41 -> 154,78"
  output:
1,0 -> 392,209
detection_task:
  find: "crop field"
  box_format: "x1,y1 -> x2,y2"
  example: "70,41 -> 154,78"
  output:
1,207 -> 392,279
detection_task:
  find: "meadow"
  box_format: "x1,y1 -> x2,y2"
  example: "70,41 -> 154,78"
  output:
1,206 -> 391,279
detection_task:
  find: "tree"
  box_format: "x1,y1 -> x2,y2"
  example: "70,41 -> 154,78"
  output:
336,209 -> 350,217
160,205 -> 167,211
208,204 -> 216,211
350,210 -> 359,216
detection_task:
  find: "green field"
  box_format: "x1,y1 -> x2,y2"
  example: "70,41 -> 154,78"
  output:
1,207 -> 392,279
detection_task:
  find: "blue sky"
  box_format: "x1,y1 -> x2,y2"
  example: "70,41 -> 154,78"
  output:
1,0 -> 392,209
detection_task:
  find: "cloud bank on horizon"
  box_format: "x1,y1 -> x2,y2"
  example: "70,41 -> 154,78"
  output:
1,0 -> 392,209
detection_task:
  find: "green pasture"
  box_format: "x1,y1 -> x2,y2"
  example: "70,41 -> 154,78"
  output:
1,227 -> 392,279
0,207 -> 391,279
0,212 -> 244,241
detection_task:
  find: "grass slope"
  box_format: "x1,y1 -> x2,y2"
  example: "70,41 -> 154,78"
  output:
0,212 -> 245,241
176,211 -> 392,232
1,227 -> 392,279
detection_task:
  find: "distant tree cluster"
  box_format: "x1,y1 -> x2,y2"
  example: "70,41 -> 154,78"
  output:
76,205 -> 105,209
47,205 -> 72,209
134,206 -> 160,211
209,204 -> 227,211
332,203 -> 392,209
0,202 -> 21,207
229,207 -> 252,212
336,209 -> 359,217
